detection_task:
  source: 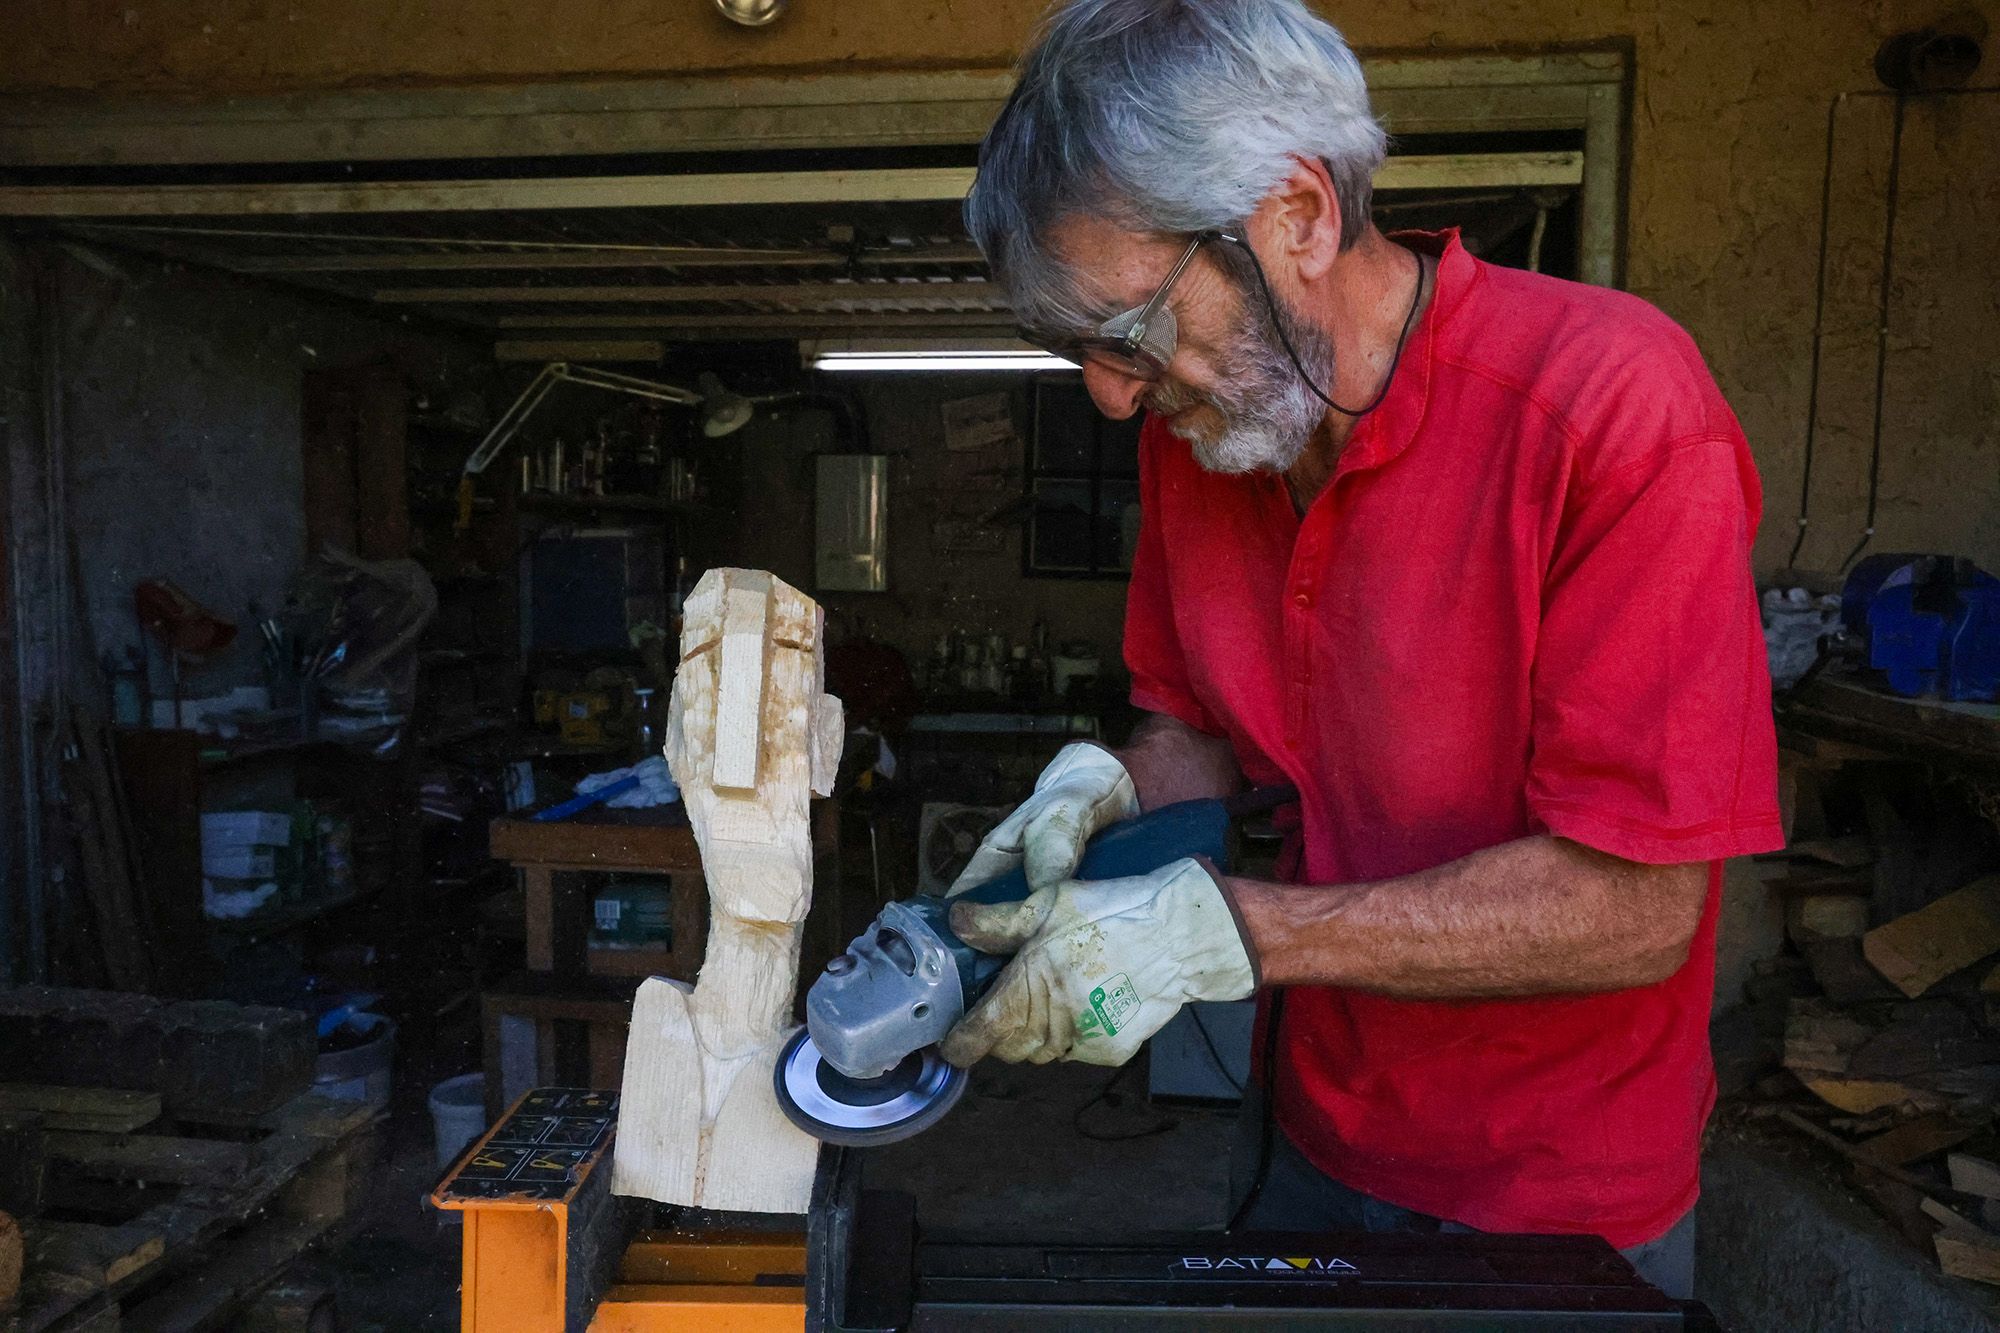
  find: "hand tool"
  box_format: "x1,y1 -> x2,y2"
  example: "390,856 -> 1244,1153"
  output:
531,773 -> 642,822
775,797 -> 1235,1146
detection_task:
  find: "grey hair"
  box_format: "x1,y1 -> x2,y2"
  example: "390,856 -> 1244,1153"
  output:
966,0 -> 1387,335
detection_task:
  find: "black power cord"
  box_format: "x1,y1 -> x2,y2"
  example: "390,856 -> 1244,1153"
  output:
1222,233 -> 1428,420
1224,987 -> 1286,1233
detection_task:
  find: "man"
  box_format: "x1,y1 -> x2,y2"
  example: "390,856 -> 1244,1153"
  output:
937,0 -> 1783,1302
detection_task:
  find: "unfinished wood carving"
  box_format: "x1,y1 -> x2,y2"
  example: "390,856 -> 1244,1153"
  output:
612,568 -> 842,1212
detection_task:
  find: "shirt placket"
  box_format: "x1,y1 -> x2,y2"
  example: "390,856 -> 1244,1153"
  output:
1283,502 -> 1331,754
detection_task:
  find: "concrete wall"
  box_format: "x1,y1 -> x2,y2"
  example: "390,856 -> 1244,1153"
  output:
51,249 -> 484,697
6,1 -> 1997,578
729,374 -> 1129,671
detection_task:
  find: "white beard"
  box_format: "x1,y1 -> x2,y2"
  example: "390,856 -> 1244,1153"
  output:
1146,297 -> 1334,476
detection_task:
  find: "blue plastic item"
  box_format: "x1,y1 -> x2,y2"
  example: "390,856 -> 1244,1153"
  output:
1842,555 -> 2000,702
532,773 -> 642,822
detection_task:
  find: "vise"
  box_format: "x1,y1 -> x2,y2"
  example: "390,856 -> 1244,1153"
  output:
1841,554 -> 2000,702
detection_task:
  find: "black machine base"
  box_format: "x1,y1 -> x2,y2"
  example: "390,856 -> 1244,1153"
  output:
806,1152 -> 1718,1332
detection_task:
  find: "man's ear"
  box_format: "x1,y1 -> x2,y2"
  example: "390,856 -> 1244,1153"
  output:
1250,154 -> 1342,282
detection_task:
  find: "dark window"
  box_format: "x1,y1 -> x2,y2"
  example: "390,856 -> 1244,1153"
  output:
1025,378 -> 1143,578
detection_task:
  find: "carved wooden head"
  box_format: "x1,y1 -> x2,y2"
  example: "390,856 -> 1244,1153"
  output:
666,568 -> 843,924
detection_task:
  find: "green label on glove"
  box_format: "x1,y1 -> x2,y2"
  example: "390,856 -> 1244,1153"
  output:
1078,973 -> 1140,1039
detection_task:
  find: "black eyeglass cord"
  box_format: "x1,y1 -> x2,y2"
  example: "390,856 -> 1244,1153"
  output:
1226,235 -> 1428,419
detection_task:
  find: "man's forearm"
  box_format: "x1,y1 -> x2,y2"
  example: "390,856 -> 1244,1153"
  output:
1225,836 -> 1707,998
1113,712 -> 1241,810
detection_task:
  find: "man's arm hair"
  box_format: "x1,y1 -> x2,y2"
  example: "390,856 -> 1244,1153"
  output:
1225,837 -> 1707,997
1114,712 -> 1242,810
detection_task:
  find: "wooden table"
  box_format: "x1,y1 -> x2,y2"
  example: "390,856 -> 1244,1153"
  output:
482,800 -> 843,1115
490,806 -> 710,984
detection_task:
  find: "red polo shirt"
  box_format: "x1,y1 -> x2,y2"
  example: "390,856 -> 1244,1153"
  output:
1125,231 -> 1782,1248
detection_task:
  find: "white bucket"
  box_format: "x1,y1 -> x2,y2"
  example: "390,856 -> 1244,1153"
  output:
429,1072 -> 488,1169
314,1013 -> 396,1110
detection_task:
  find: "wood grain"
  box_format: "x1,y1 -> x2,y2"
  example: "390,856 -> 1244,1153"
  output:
613,568 -> 842,1213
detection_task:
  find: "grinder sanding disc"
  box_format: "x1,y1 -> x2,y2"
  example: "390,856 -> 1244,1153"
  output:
774,1027 -> 968,1147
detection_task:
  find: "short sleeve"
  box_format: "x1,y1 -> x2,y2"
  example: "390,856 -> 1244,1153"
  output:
1526,431 -> 1784,864
1124,422 -> 1224,736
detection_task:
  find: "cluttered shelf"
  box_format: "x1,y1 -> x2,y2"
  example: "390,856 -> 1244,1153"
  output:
518,493 -> 713,520
204,887 -> 368,939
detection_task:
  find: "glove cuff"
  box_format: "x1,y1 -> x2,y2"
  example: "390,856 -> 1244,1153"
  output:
1182,856 -> 1260,997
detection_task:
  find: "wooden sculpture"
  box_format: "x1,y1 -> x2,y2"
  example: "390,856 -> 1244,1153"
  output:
611,568 -> 842,1212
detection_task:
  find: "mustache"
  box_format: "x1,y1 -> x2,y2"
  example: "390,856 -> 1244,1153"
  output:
1142,379 -> 1205,416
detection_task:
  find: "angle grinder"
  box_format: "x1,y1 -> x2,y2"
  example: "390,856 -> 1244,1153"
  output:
775,797 -> 1237,1147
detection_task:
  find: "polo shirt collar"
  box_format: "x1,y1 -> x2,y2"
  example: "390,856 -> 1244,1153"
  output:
1332,228 -> 1474,481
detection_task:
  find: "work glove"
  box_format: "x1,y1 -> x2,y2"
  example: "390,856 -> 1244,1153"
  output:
946,743 -> 1138,898
939,857 -> 1257,1068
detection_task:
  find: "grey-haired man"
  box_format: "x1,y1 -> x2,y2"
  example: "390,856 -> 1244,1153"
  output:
940,0 -> 1783,1304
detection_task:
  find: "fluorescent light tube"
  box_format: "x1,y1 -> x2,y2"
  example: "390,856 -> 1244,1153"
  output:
810,350 -> 1078,373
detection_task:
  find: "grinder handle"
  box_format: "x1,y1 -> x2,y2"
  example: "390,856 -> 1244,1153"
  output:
939,798 -> 1236,1004
950,796 -> 1235,912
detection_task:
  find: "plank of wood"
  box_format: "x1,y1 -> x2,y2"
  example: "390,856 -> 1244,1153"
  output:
1863,874 -> 2000,999
63,712 -> 153,992
27,1218 -> 166,1286
1950,1153 -> 2000,1202
1859,1112 -> 1983,1167
1782,1003 -> 1943,1115
1850,1166 -> 1939,1251
1937,1231 -> 2000,1285
120,1216 -> 323,1333
613,568 -> 842,1213
0,1112 -> 45,1219
1922,1195 -> 1987,1236
1778,834 -> 1875,868
0,1210 -> 21,1312
0,989 -> 315,1117
1769,1108 -> 1973,1198
47,1131 -> 251,1187
1787,893 -> 1871,941
0,1084 -> 161,1133
488,813 -> 702,874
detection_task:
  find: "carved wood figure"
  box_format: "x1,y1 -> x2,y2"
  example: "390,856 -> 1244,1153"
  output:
612,568 -> 842,1212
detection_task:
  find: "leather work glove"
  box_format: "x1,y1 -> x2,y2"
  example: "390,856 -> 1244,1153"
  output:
945,743 -> 1138,898
938,857 -> 1257,1068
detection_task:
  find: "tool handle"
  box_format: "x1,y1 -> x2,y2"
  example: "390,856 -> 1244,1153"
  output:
954,797 -> 1233,910
531,773 -> 641,822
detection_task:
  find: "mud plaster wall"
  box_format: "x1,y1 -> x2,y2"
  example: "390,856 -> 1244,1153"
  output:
7,0 -> 1997,577
52,249 -> 485,696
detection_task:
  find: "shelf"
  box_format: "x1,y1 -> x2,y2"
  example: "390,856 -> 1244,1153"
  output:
519,493 -> 711,519
192,735 -> 394,769
207,887 -> 368,939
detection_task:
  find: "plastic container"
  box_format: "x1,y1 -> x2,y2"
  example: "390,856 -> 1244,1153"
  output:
429,1073 -> 488,1169
313,1012 -> 396,1109
201,810 -> 292,846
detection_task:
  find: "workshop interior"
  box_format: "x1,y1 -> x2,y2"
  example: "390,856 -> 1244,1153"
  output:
0,2 -> 1997,1330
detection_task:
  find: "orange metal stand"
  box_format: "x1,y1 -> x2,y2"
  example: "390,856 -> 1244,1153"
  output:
431,1087 -> 806,1333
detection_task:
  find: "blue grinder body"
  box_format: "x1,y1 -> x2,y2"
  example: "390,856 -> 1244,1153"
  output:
906,796 -> 1235,1011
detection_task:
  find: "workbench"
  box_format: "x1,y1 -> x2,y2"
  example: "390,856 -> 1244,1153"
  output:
1779,672 -> 2000,771
435,1088 -> 1720,1332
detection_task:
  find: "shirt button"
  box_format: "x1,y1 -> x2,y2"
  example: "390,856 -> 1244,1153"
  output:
1293,590 -> 1312,608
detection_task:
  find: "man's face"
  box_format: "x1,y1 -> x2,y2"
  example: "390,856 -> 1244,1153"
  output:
1043,215 -> 1333,475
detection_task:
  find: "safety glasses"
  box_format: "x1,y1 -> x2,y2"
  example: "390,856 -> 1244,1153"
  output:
1023,231 -> 1219,382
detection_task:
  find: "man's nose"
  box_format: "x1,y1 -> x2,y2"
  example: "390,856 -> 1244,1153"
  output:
1082,361 -> 1148,420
